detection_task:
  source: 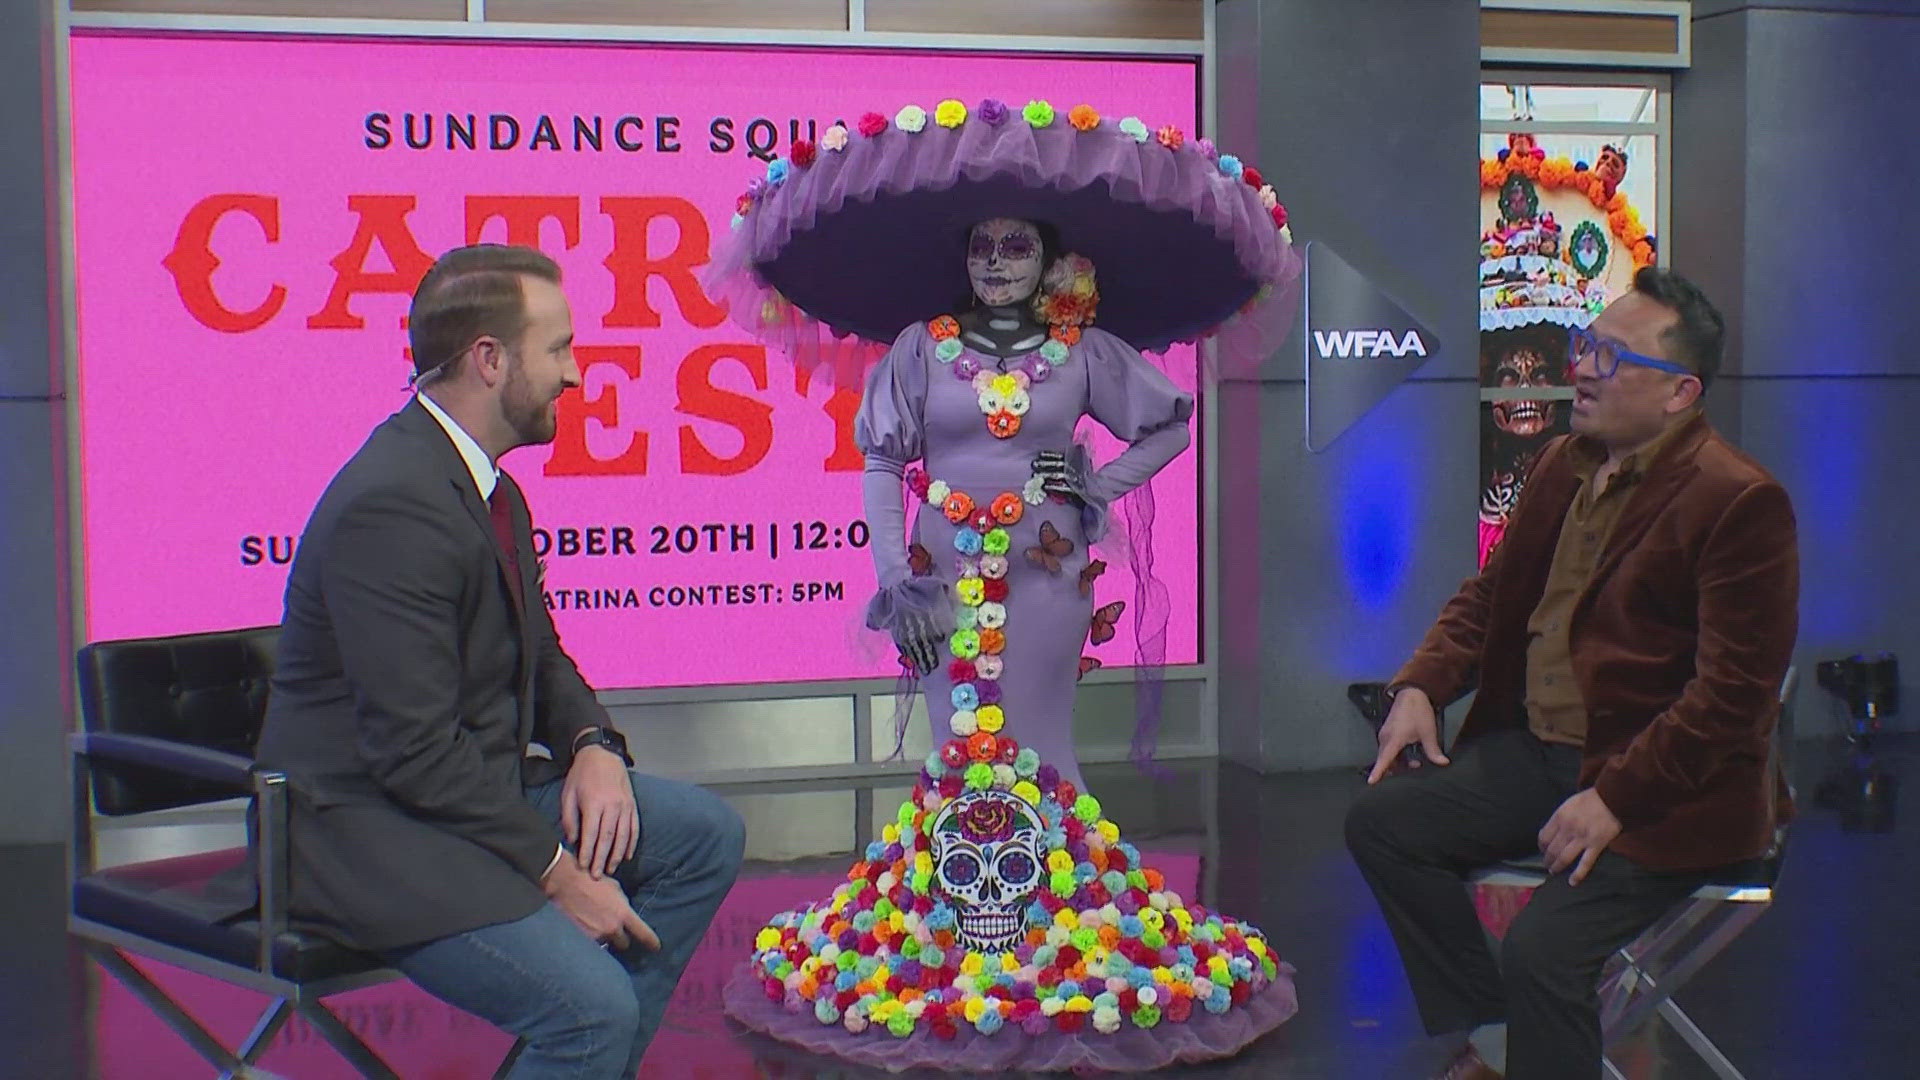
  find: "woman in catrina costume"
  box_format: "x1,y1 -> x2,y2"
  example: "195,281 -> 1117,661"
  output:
704,97 -> 1301,1072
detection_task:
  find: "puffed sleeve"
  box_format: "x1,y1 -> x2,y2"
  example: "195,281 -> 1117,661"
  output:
1075,328 -> 1195,542
854,323 -> 931,475
854,325 -> 949,634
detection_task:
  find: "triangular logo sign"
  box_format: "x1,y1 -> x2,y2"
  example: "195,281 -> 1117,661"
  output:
1304,242 -> 1439,451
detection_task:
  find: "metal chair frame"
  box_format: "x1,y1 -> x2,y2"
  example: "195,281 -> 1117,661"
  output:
1465,667 -> 1800,1080
69,639 -> 526,1080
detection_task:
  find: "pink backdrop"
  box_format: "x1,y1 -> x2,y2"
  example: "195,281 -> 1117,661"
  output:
68,32 -> 1202,689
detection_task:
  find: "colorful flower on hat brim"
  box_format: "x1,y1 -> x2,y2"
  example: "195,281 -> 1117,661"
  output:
712,99 -> 1298,368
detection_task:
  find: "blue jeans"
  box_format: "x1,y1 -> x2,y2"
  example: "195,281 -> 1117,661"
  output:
386,772 -> 745,1079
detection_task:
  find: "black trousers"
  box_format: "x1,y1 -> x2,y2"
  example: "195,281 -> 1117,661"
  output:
1344,727 -> 1713,1079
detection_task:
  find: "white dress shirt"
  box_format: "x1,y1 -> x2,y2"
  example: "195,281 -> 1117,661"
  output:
416,390 -> 498,500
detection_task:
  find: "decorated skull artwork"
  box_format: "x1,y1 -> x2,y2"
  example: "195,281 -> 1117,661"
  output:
1594,143 -> 1630,196
930,791 -> 1044,953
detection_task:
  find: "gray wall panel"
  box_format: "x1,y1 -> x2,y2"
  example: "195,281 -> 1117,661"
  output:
1739,8 -> 1920,377
0,0 -> 57,399
1733,376 -> 1920,735
1216,0 -> 1481,771
0,398 -> 70,843
1677,2 -> 1920,731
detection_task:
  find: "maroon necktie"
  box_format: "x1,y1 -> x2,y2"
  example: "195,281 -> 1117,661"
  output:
487,485 -> 524,612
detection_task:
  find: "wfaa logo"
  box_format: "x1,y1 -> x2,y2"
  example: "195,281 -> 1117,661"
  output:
1302,242 -> 1440,451
1311,328 -> 1430,360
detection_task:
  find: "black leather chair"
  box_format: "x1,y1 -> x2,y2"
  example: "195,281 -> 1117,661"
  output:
69,626 -> 524,1079
1348,669 -> 1799,1080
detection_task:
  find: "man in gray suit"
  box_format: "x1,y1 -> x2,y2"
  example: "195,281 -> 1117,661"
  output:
256,244 -> 744,1078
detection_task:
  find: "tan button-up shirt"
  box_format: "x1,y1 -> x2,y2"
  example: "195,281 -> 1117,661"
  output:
1524,421 -> 1690,747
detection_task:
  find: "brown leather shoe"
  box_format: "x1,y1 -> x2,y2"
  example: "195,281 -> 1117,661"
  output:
1432,1044 -> 1503,1080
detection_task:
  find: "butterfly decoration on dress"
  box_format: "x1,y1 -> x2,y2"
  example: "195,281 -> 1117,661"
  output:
1078,558 -> 1106,598
1076,655 -> 1102,681
1088,600 -> 1126,646
1024,521 -> 1075,574
908,543 -> 933,576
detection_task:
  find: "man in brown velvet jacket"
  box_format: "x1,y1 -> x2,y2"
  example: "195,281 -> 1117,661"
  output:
1345,268 -> 1799,1080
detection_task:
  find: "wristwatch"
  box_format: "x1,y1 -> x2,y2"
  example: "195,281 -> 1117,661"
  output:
571,726 -> 633,768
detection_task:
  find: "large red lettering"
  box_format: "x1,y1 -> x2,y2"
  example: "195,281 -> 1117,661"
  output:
793,364 -> 864,472
546,345 -> 648,477
600,196 -> 726,330
465,195 -> 582,251
677,343 -> 773,476
307,195 -> 435,330
161,194 -> 286,333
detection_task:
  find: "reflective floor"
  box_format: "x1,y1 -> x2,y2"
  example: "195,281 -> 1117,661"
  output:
6,736 -> 1914,1078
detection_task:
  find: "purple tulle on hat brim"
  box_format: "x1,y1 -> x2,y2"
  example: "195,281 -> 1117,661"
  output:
722,961 -> 1298,1074
704,116 -> 1301,390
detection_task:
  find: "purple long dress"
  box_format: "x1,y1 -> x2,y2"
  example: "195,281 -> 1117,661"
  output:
721,319 -> 1298,1073
856,323 -> 1194,794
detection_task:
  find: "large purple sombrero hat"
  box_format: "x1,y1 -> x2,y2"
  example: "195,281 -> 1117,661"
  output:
704,99 -> 1301,386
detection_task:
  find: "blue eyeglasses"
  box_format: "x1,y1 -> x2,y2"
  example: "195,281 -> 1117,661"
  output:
1567,326 -> 1695,379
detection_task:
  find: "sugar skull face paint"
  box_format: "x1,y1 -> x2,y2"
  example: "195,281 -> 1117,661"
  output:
967,218 -> 1044,307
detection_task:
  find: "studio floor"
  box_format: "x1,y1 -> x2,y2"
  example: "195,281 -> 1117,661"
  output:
4,736 -> 1913,1079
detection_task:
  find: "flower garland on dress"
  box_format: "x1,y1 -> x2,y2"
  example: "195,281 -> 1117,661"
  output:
730,98 -> 1291,246
927,251 -> 1100,440
743,466 -> 1281,1041
925,315 -> 1073,440
916,471 -> 1035,748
